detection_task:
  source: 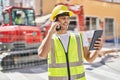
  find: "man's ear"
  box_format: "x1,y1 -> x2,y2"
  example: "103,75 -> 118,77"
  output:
53,18 -> 57,22
54,16 -> 59,22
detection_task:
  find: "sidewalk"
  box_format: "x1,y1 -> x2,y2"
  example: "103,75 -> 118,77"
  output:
0,71 -> 9,80
104,56 -> 120,72
0,47 -> 120,80
85,51 -> 120,80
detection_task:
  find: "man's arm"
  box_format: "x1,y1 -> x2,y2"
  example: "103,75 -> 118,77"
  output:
38,31 -> 53,58
38,22 -> 59,58
84,38 -> 103,62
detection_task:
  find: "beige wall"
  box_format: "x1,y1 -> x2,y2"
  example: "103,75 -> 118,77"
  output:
34,0 -> 41,16
42,0 -> 56,15
34,0 -> 56,16
82,1 -> 120,19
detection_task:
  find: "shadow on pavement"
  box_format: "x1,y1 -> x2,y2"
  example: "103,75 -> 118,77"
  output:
2,64 -> 48,74
84,54 -> 120,71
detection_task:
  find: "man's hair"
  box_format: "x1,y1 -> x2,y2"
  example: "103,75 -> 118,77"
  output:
16,14 -> 21,18
55,12 -> 69,21
56,12 -> 69,17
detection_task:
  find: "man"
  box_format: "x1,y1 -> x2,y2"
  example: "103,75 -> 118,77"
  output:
38,5 -> 103,80
15,13 -> 22,25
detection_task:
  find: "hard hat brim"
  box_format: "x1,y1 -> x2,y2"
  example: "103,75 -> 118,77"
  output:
50,10 -> 73,21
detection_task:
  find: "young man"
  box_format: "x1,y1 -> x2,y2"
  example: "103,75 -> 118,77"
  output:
15,13 -> 22,25
38,5 -> 103,80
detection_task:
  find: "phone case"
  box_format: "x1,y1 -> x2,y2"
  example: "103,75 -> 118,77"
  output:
54,19 -> 61,31
56,26 -> 61,31
89,30 -> 103,50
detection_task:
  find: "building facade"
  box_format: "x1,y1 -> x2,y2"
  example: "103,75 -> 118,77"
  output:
33,0 -> 120,40
56,0 -> 120,40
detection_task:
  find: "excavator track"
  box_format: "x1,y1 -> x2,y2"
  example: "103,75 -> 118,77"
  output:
0,49 -> 47,70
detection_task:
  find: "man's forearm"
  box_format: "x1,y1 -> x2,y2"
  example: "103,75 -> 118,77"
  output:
38,31 -> 53,58
88,50 -> 99,62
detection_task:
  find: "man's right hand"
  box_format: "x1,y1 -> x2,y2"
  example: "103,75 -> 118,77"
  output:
49,22 -> 61,34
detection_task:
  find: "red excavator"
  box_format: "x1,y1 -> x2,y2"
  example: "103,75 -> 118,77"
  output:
0,6 -> 46,70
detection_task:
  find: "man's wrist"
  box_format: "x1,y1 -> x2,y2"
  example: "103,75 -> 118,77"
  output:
94,50 -> 101,56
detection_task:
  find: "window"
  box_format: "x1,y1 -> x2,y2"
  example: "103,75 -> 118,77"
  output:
25,10 -> 35,26
101,0 -> 120,3
4,13 -> 10,24
69,16 -> 77,30
0,0 -> 2,15
12,9 -> 35,26
0,0 -> 2,6
85,17 -> 98,30
104,18 -> 114,36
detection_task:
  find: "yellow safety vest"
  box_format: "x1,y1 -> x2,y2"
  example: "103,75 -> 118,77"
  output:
15,18 -> 22,24
48,33 -> 86,80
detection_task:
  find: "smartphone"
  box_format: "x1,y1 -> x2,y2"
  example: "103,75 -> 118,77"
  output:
89,30 -> 103,50
55,18 -> 61,31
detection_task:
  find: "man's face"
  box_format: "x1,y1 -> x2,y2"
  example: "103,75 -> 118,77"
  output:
57,16 -> 70,30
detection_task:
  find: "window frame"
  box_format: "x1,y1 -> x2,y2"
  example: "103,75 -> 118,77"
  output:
85,16 -> 100,30
104,17 -> 115,37
4,12 -> 10,24
12,8 -> 35,26
99,0 -> 120,3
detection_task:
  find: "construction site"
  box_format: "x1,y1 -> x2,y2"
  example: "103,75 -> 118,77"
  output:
0,0 -> 120,80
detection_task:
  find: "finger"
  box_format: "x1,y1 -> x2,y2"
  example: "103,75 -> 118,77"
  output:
95,41 -> 101,44
96,37 -> 102,41
94,43 -> 102,48
51,22 -> 59,30
94,46 -> 102,50
94,43 -> 102,50
98,37 -> 103,42
95,40 -> 103,46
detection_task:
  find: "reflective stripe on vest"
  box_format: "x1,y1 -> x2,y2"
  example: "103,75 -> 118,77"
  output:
48,33 -> 86,80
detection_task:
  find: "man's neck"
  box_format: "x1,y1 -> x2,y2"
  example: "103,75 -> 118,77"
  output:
57,30 -> 67,35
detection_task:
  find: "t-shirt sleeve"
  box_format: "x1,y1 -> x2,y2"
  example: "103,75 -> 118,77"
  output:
82,32 -> 89,47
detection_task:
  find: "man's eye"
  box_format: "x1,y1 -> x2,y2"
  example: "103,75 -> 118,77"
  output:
61,17 -> 70,20
62,18 -> 66,20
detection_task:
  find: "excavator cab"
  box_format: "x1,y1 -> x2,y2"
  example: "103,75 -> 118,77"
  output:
3,6 -> 36,26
